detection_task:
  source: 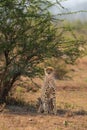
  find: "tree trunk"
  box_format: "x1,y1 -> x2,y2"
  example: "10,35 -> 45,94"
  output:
0,73 -> 20,104
0,81 -> 13,103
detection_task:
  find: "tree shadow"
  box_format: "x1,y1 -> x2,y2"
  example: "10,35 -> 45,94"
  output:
74,109 -> 87,116
57,108 -> 87,117
5,104 -> 37,116
1,97 -> 87,117
57,109 -> 68,115
2,105 -> 87,117
1,97 -> 37,116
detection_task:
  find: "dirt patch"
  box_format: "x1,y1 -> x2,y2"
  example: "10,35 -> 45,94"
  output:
1,56 -> 87,130
0,108 -> 87,130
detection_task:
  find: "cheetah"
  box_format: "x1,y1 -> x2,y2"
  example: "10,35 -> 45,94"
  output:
38,67 -> 57,115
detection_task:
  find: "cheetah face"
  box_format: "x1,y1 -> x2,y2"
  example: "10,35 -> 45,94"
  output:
45,67 -> 54,75
46,69 -> 52,74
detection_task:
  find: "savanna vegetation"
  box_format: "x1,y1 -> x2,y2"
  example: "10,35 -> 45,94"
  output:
0,0 -> 87,130
0,0 -> 86,103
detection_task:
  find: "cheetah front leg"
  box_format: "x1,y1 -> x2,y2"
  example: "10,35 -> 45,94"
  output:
43,100 -> 49,114
37,98 -> 44,113
52,97 -> 57,115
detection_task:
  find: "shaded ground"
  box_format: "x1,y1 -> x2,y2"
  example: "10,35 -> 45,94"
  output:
0,89 -> 87,130
0,102 -> 87,130
0,56 -> 87,130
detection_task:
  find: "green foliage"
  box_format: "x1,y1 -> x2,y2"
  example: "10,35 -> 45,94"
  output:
0,0 -> 59,101
0,0 -> 58,77
56,20 -> 86,64
0,0 -> 86,101
63,120 -> 68,127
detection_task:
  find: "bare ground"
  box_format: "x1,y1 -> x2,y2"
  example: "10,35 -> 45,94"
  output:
0,56 -> 87,130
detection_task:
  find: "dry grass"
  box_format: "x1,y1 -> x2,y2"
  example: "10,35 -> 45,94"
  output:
0,56 -> 87,130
